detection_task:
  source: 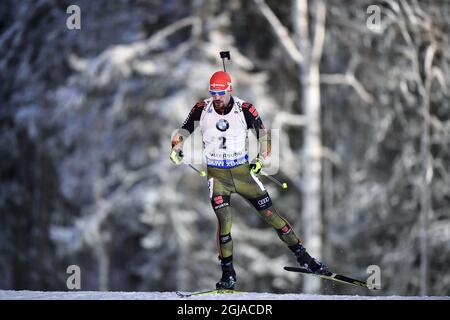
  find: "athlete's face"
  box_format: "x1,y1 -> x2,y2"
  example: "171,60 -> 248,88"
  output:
211,91 -> 231,109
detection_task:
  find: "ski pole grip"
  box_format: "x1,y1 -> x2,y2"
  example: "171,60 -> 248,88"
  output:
220,51 -> 230,60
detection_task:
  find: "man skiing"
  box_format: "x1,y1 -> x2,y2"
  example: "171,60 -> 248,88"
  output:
170,70 -> 327,290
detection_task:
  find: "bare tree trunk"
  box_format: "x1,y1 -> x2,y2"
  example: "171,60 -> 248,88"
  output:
96,241 -> 111,291
301,63 -> 323,293
298,0 -> 326,293
419,47 -> 434,297
418,78 -> 431,294
94,107 -> 110,291
254,0 -> 326,293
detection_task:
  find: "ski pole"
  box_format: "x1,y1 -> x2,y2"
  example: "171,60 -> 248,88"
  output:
261,171 -> 288,189
175,150 -> 206,176
187,163 -> 206,177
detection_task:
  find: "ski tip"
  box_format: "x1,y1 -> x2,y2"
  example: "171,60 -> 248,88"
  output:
176,291 -> 189,297
284,266 -> 378,290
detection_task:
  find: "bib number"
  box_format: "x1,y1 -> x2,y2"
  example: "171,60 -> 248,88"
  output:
220,137 -> 227,149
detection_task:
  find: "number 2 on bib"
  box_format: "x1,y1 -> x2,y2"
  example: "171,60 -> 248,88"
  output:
220,137 -> 227,149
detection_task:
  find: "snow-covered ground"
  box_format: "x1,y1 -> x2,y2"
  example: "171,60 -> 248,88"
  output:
0,290 -> 448,300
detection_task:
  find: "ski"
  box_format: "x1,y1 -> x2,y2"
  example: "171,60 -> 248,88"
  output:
176,289 -> 245,298
284,266 -> 379,290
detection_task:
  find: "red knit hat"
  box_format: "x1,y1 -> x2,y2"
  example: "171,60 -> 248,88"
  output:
209,71 -> 232,92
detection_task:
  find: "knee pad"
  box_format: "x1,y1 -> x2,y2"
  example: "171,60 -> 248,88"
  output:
249,193 -> 273,211
211,194 -> 230,210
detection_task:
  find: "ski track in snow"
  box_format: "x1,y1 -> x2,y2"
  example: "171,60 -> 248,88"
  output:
0,290 -> 448,300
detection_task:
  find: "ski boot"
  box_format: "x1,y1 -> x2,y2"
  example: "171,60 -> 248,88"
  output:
216,269 -> 237,290
216,256 -> 237,290
290,243 -> 329,275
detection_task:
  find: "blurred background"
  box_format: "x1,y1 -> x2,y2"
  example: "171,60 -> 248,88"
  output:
1,0 -> 449,296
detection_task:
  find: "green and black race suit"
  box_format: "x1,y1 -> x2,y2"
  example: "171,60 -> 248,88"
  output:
175,96 -> 302,261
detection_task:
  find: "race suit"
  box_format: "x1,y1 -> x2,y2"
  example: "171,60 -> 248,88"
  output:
173,96 -> 302,264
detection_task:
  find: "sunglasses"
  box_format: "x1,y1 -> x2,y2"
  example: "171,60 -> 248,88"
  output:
209,90 -> 228,96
